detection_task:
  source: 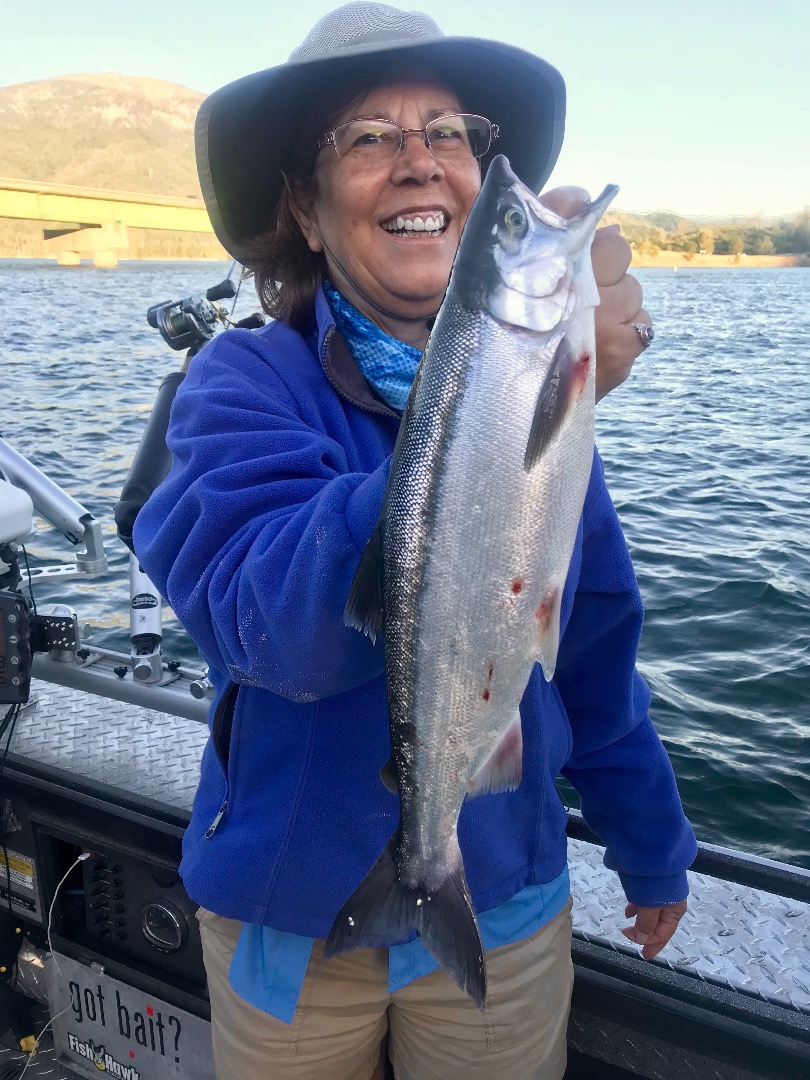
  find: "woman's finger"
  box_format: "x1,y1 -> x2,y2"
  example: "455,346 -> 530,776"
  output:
621,902 -> 688,959
538,185 -> 590,219
596,274 -> 644,325
592,225 -> 632,287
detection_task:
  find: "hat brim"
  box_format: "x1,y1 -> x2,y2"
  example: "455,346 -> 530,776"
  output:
196,36 -> 566,259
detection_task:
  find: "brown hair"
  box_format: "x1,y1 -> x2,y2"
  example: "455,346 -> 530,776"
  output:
237,78 -> 374,331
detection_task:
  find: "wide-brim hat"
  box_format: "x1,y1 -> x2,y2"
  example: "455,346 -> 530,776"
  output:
196,2 -> 566,259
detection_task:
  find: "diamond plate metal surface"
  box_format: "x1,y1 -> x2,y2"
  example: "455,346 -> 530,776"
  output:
11,941 -> 49,1004
0,1032 -> 81,1080
568,837 -> 810,1014
7,680 -> 207,813
7,681 -> 810,1019
568,1010 -> 766,1080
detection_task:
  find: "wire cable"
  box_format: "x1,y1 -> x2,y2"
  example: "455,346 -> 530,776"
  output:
16,1005 -> 72,1079
16,851 -> 91,1078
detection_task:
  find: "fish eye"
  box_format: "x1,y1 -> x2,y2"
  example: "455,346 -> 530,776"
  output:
503,206 -> 526,233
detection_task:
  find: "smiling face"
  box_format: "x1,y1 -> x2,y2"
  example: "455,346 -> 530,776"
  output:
293,74 -> 483,331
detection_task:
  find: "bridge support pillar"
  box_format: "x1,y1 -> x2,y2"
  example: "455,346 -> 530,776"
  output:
43,224 -> 129,267
55,251 -> 81,267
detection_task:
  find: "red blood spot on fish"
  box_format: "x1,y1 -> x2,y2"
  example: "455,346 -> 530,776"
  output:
511,578 -> 524,595
535,598 -> 554,633
572,354 -> 590,398
493,724 -> 522,780
482,661 -> 494,700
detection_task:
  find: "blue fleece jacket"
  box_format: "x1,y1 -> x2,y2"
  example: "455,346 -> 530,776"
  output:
133,285 -> 697,936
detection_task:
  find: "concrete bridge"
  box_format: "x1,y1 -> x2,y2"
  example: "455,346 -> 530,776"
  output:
0,177 -> 214,266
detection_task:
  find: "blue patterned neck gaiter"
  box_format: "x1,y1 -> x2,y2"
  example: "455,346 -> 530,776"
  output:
322,279 -> 422,413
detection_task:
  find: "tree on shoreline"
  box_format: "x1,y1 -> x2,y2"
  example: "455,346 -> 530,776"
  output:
605,207 -> 810,256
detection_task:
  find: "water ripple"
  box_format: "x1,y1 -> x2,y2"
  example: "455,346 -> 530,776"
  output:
2,261 -> 809,867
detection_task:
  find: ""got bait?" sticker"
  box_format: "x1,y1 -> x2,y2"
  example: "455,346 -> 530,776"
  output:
47,952 -> 215,1080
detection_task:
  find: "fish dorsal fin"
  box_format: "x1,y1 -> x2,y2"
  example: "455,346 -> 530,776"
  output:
467,713 -> 523,797
535,587 -> 563,682
524,334 -> 576,471
344,519 -> 384,644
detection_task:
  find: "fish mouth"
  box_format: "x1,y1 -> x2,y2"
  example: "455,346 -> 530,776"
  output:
381,209 -> 448,237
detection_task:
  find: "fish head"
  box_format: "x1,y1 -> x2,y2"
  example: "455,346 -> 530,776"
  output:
451,155 -> 618,333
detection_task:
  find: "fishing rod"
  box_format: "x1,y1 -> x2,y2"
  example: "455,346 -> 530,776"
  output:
115,269 -> 264,687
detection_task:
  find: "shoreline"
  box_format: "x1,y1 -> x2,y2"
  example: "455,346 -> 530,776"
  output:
631,251 -> 809,269
1,252 -> 808,268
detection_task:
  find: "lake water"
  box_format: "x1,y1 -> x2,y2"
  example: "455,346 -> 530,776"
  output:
2,261 -> 809,869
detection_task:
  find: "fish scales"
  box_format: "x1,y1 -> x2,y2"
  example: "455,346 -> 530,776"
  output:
405,308 -> 592,874
328,156 -> 618,1009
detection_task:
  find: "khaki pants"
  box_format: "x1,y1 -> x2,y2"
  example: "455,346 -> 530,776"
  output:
197,897 -> 573,1080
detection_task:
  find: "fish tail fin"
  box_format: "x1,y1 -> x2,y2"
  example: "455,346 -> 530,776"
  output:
324,833 -> 487,1009
420,865 -> 487,1010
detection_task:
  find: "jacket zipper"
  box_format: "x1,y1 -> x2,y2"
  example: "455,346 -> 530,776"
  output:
205,329 -> 392,840
204,801 -> 227,838
205,681 -> 239,838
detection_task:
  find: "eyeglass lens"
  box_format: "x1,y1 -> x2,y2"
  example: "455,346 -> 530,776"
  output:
332,114 -> 494,161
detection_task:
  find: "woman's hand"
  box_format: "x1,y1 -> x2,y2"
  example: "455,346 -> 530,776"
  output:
621,899 -> 688,959
592,224 -> 651,401
539,186 -> 652,402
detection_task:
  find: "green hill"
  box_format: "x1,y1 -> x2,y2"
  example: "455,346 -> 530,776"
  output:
0,73 -> 227,259
0,73 -> 203,196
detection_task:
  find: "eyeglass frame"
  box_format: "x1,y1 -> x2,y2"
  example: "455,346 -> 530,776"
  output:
316,113 -> 500,162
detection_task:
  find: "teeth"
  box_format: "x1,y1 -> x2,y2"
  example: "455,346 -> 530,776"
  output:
383,212 -> 446,234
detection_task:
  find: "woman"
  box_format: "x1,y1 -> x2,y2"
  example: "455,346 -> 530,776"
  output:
134,4 -> 696,1079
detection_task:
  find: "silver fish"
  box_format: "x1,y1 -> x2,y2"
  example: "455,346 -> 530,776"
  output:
325,156 -> 617,1008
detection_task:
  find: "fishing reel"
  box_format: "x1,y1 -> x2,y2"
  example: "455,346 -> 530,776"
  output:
146,278 -> 237,352
146,277 -> 266,352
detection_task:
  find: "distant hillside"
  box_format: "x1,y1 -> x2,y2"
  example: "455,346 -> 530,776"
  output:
0,73 -> 806,261
603,205 -> 809,258
0,73 -> 203,196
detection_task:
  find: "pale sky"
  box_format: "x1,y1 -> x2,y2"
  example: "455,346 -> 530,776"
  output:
1,0 -> 807,217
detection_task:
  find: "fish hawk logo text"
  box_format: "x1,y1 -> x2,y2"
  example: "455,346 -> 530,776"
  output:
67,1034 -> 141,1079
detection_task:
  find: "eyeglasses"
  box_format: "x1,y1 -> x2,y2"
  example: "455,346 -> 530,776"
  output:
316,113 -> 499,165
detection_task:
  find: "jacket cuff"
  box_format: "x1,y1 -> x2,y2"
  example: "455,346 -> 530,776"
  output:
616,869 -> 690,907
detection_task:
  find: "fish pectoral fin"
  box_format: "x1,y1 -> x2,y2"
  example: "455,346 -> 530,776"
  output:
344,518 -> 385,644
467,713 -> 523,797
535,587 -> 563,682
380,755 -> 398,793
524,334 -> 576,471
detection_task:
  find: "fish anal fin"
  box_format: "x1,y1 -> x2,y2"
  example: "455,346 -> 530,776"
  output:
524,334 -> 576,471
344,519 -> 384,643
467,713 -> 523,797
535,587 -> 563,682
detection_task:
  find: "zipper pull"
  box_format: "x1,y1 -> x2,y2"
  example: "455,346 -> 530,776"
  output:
205,801 -> 227,838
